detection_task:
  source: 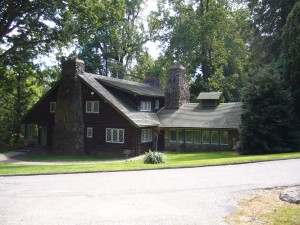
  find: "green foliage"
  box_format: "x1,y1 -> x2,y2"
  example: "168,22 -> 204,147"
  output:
237,64 -> 299,154
246,0 -> 298,63
281,1 -> 300,127
0,0 -> 69,64
149,0 -> 249,99
74,0 -> 148,78
143,150 -> 166,164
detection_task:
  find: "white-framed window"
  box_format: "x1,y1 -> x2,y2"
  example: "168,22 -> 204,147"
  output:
141,129 -> 152,143
220,131 -> 229,145
211,131 -> 220,145
106,128 -> 124,144
50,102 -> 56,113
155,100 -> 160,109
202,130 -> 211,144
140,101 -> 151,111
86,101 -> 99,113
87,127 -> 93,138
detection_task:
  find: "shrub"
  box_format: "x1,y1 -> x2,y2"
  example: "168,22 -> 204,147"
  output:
143,149 -> 166,164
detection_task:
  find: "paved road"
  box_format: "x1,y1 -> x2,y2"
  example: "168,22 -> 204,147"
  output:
0,159 -> 299,225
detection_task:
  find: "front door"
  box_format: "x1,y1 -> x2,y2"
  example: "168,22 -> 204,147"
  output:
40,126 -> 47,146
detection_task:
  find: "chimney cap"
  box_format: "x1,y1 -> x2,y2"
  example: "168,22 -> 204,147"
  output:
170,64 -> 185,70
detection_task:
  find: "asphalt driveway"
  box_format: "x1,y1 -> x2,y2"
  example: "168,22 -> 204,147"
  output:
0,159 -> 299,225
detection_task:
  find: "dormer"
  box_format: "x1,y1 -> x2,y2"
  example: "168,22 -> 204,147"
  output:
197,92 -> 222,108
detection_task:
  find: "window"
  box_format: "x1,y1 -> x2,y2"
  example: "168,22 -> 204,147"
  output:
140,101 -> 151,111
87,127 -> 93,138
194,130 -> 202,144
155,100 -> 160,109
220,131 -> 229,145
170,130 -> 177,142
185,130 -> 194,143
170,130 -> 184,143
177,130 -> 184,143
141,129 -> 153,143
106,128 -> 124,143
211,131 -> 220,145
202,130 -> 210,144
50,102 -> 56,113
86,101 -> 99,113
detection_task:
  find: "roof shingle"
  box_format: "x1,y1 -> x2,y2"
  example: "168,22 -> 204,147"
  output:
157,103 -> 242,129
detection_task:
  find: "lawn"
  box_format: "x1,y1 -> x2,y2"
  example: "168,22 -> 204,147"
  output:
0,151 -> 300,175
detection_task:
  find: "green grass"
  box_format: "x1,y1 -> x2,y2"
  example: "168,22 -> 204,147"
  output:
263,207 -> 300,225
19,153 -> 119,162
1,151 -> 300,175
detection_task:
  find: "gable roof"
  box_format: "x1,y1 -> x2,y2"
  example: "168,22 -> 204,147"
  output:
197,92 -> 223,100
94,74 -> 164,97
157,102 -> 242,129
79,73 -> 160,127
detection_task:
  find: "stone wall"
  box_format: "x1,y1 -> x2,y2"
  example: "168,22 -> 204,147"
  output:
52,58 -> 85,155
165,65 -> 190,109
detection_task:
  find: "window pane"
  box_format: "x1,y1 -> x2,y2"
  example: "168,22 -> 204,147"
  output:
211,131 -> 220,145
185,130 -> 193,143
155,100 -> 159,109
118,129 -> 124,143
170,130 -> 176,142
86,101 -> 92,113
87,127 -> 93,138
93,101 -> 99,113
177,130 -> 184,143
220,131 -> 228,145
112,129 -> 118,142
202,130 -> 210,144
50,102 -> 56,113
194,130 -> 202,144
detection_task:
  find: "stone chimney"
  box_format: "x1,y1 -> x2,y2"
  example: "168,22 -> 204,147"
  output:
164,65 -> 190,109
144,77 -> 160,90
52,58 -> 85,155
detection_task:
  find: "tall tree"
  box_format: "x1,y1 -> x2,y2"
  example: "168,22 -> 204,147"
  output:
75,0 -> 148,78
246,0 -> 298,64
237,65 -> 299,154
0,0 -> 69,65
149,0 -> 249,101
281,1 -> 300,124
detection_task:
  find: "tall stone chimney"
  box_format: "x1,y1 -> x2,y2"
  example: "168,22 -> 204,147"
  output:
52,58 -> 85,155
165,65 -> 190,109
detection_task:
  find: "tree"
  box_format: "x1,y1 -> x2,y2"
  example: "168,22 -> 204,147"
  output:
281,1 -> 300,125
0,0 -> 69,65
237,64 -> 299,154
149,0 -> 249,101
245,0 -> 298,63
75,0 -> 148,78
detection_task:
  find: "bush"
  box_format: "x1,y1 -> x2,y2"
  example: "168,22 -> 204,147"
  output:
143,149 -> 166,164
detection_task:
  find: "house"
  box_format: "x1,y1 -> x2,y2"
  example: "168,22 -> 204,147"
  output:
22,58 -> 242,156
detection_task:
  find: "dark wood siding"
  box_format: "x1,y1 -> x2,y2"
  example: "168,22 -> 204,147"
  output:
23,85 -> 59,147
82,84 -> 145,157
